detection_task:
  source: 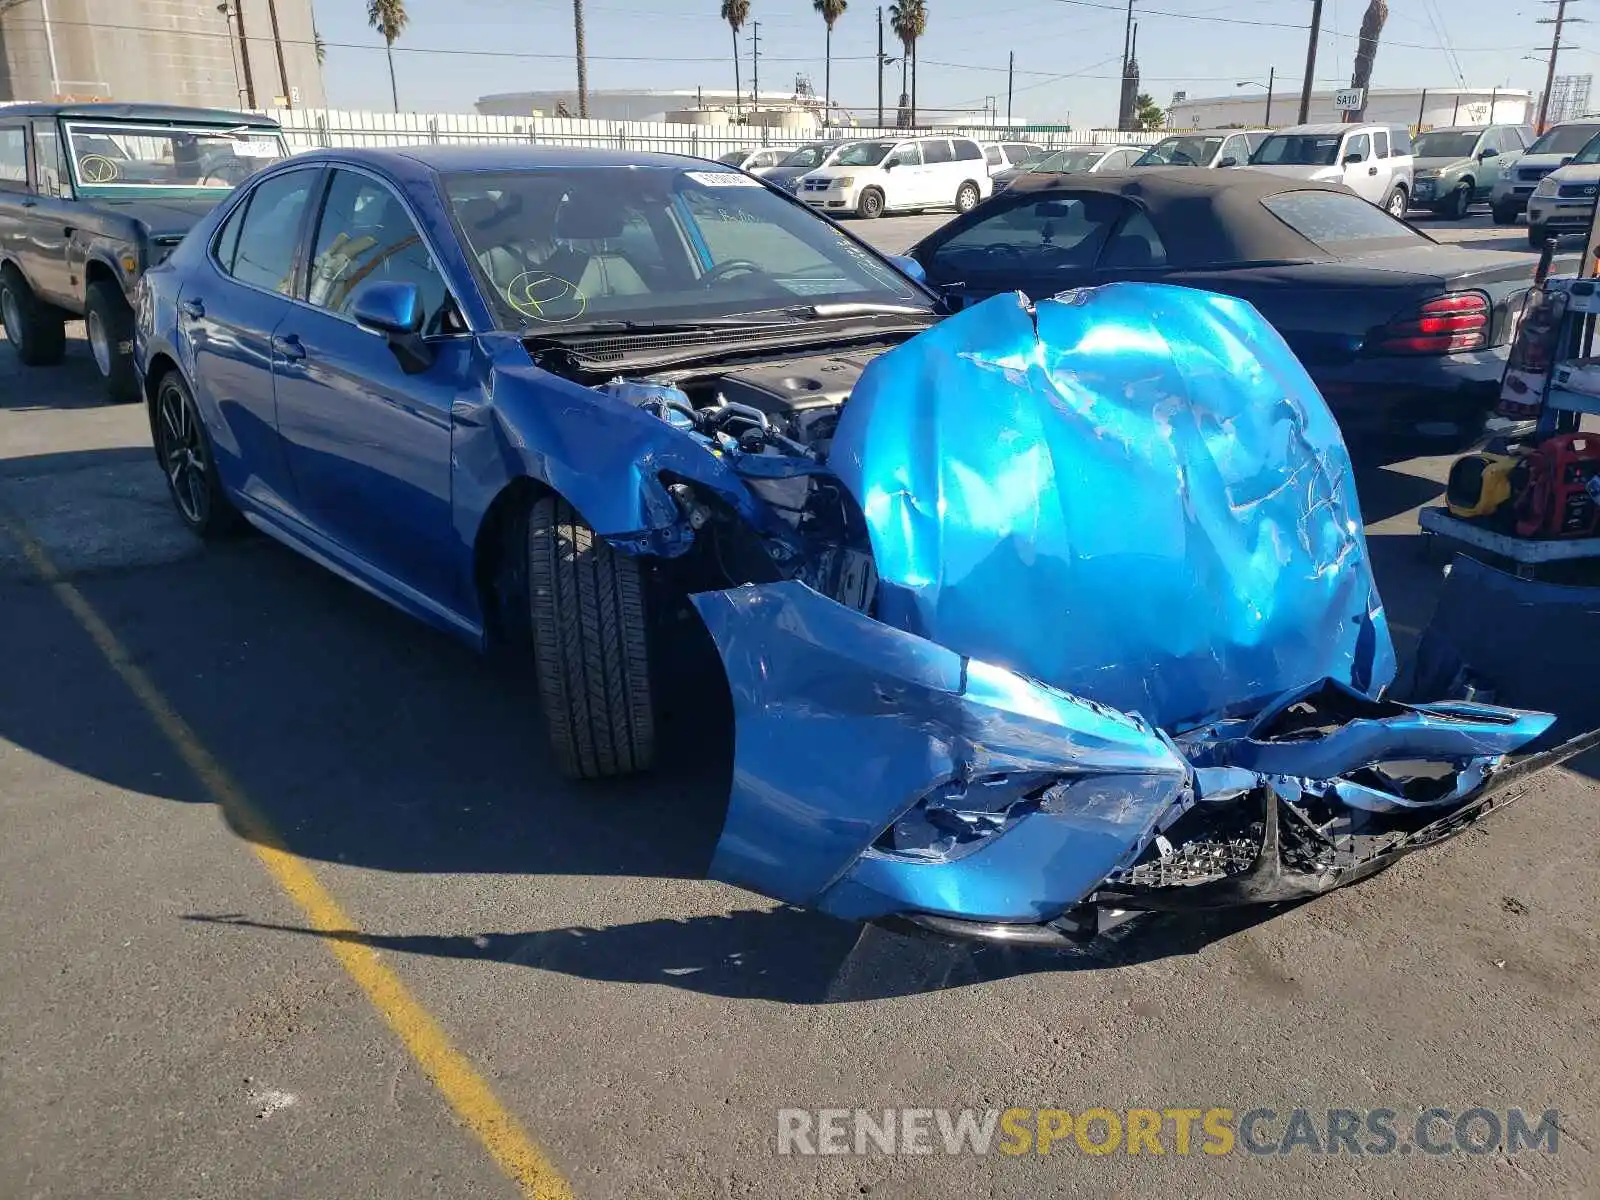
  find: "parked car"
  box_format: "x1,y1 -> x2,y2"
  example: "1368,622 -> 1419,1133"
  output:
991,144 -> 1147,193
1248,122 -> 1415,217
796,134 -> 993,218
1526,130 -> 1600,247
0,102 -> 288,401
1131,129 -> 1269,170
1410,123 -> 1531,218
1490,118 -> 1600,225
133,144 -> 1555,948
905,170 -> 1536,443
758,141 -> 845,192
716,147 -> 792,177
978,141 -> 1047,174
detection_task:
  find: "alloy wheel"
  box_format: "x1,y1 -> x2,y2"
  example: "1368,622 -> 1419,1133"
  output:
158,383 -> 209,526
1387,191 -> 1407,218
87,310 -> 112,376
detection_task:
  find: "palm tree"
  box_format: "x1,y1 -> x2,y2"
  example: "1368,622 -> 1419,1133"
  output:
573,0 -> 589,117
888,0 -> 926,127
366,0 -> 407,113
1347,0 -> 1388,122
813,0 -> 847,127
721,0 -> 751,117
314,24 -> 326,67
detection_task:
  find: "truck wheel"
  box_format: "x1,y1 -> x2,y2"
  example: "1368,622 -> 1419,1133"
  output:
527,495 -> 656,780
0,265 -> 67,367
1383,186 -> 1409,219
1491,203 -> 1517,226
85,279 -> 139,403
955,181 -> 981,213
856,187 -> 885,219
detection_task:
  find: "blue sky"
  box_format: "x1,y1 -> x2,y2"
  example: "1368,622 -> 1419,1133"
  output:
311,0 -> 1590,126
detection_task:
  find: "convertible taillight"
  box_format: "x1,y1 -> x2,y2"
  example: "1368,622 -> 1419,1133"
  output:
1376,291 -> 1490,355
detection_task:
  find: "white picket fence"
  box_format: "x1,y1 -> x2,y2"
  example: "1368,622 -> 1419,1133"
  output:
263,107 -> 1165,160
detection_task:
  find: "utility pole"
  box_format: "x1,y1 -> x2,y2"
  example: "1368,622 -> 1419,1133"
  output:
878,8 -> 885,127
749,21 -> 761,111
1119,0 -> 1135,127
1265,64 -> 1274,125
1536,0 -> 1584,132
1007,51 -> 1015,123
220,2 -> 257,109
264,0 -> 292,108
1298,0 -> 1323,123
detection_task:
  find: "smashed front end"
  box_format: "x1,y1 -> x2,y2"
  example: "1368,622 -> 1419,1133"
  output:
623,283 -> 1572,946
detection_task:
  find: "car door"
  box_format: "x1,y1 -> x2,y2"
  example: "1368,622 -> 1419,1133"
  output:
881,142 -> 923,209
1340,132 -> 1381,201
0,122 -> 34,289
1473,129 -> 1504,200
22,120 -> 76,306
918,138 -> 956,206
1370,127 -> 1398,197
270,166 -> 465,608
183,165 -> 322,515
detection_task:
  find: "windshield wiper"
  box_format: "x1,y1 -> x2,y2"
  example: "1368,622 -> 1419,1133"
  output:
787,302 -> 935,319
523,315 -> 800,334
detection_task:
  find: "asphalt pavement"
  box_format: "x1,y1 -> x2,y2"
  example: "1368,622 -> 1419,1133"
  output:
3,210 -> 1597,1200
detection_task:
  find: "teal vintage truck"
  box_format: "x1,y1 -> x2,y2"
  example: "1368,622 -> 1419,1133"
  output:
0,103 -> 288,401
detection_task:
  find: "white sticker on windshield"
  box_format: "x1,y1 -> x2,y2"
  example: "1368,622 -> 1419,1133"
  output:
232,139 -> 281,158
684,170 -> 762,187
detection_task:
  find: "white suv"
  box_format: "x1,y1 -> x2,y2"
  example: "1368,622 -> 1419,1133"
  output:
797,135 -> 994,219
1248,122 -> 1416,217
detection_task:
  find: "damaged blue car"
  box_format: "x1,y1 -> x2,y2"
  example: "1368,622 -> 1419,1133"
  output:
136,146 -> 1574,948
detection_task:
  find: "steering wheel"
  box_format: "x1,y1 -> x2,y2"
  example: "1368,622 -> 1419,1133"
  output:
78,155 -> 120,184
701,259 -> 765,285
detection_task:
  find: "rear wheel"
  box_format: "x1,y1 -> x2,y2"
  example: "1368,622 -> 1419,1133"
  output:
955,181 -> 981,213
1383,186 -> 1409,219
856,187 -> 885,219
85,279 -> 139,403
527,495 -> 656,780
0,265 -> 66,367
152,370 -> 245,539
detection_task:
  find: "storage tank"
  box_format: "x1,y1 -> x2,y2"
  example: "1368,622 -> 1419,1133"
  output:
747,108 -> 819,132
0,0 -> 325,109
665,108 -> 734,126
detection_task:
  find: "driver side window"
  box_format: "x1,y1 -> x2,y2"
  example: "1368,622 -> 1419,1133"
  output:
1343,133 -> 1371,162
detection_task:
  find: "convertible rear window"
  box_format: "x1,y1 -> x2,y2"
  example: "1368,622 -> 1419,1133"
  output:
1261,190 -> 1427,254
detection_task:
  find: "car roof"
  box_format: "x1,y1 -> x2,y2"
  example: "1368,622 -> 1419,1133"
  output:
1272,122 -> 1399,136
1423,125 -> 1497,134
1157,129 -> 1264,137
997,168 -> 1372,266
302,144 -> 732,173
0,101 -> 279,127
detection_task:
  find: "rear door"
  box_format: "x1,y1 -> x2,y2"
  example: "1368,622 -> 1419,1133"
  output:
270,166 -> 466,608
0,121 -> 38,293
918,138 -> 956,206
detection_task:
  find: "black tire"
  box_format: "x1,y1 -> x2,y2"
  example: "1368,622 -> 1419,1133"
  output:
85,279 -> 139,403
1529,224 -> 1549,248
152,370 -> 245,539
527,495 -> 655,780
856,187 -> 885,219
1382,186 -> 1409,220
0,265 -> 67,367
1491,203 -> 1518,226
955,181 -> 981,213
1443,182 -> 1472,220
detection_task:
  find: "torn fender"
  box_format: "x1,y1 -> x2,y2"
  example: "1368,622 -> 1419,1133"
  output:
691,581 -> 1191,923
828,285 -> 1395,730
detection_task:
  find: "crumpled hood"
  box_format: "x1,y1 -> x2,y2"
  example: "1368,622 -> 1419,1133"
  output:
96,196 -> 223,240
828,284 -> 1394,729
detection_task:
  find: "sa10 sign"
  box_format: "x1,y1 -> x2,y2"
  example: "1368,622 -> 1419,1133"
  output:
1333,88 -> 1365,111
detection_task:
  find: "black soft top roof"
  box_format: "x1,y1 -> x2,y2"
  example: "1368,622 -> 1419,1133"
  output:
1002,167 -> 1381,267
0,102 -> 280,128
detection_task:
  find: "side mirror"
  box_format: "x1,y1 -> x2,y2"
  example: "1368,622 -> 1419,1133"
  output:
1480,146 -> 1499,160
1343,152 -> 1365,165
887,253 -> 927,284
884,159 -> 898,171
1218,157 -> 1238,168
1561,156 -> 1575,166
352,281 -> 432,374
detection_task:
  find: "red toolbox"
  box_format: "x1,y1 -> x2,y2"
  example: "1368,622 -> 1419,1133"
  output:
1516,433 -> 1600,538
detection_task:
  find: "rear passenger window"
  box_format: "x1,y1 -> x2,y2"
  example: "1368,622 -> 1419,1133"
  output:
923,139 -> 953,164
954,139 -> 984,161
0,126 -> 25,187
984,145 -> 1004,166
1099,210 -> 1168,269
228,169 -> 317,294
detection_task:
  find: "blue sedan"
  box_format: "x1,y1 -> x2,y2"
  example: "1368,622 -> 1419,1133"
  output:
136,145 -> 1562,948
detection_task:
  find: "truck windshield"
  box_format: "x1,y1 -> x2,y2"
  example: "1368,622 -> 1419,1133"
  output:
62,121 -> 288,193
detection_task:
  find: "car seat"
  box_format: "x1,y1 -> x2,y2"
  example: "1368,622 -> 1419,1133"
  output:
542,196 -> 649,298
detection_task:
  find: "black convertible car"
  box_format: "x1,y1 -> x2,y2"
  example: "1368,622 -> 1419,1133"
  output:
908,170 -> 1541,442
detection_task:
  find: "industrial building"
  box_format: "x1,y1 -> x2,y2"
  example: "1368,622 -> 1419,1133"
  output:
0,0 -> 324,110
1167,86 -> 1532,131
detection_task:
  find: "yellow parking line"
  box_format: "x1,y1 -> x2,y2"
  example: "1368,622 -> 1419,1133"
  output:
1,513 -> 574,1200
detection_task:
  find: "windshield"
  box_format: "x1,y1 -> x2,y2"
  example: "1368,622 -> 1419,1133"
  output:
1250,133 -> 1342,166
1527,123 -> 1600,155
443,166 -> 928,330
63,121 -> 287,192
1133,136 -> 1222,167
1033,149 -> 1102,173
1570,133 -> 1600,165
833,141 -> 894,167
1414,130 -> 1481,159
717,151 -> 751,166
778,144 -> 829,168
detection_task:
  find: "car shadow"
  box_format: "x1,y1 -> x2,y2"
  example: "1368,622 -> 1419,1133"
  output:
0,331 -> 111,412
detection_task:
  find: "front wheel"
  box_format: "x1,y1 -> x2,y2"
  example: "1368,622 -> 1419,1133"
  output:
85,279 -> 139,403
955,181 -> 981,213
527,495 -> 656,780
152,370 -> 245,539
1443,183 -> 1472,220
1383,186 -> 1409,219
0,266 -> 66,367
856,187 -> 885,219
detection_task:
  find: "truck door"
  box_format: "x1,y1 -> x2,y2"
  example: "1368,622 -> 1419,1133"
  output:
0,122 -> 32,284
1340,132 -> 1382,202
24,121 -> 77,307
